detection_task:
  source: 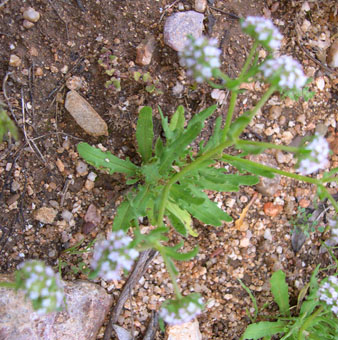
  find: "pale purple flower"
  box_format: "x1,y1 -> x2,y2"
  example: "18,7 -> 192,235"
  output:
241,16 -> 283,51
17,260 -> 64,314
159,294 -> 204,325
318,276 -> 338,316
260,55 -> 308,91
297,134 -> 330,175
91,230 -> 139,281
179,36 -> 221,83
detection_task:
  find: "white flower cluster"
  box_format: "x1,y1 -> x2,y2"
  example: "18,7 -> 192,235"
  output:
17,260 -> 64,315
159,294 -> 204,325
297,134 -> 330,175
260,55 -> 308,91
241,16 -> 283,51
91,230 -> 139,281
318,276 -> 338,316
179,36 -> 221,83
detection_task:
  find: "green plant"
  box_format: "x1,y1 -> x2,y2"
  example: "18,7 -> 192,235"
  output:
0,105 -> 18,142
3,15 -> 338,324
290,206 -> 323,239
133,70 -> 163,95
241,268 -> 338,340
98,48 -> 121,91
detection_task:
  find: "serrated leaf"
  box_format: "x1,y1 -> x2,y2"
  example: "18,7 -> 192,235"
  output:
167,211 -> 187,236
158,122 -> 203,175
223,155 -> 275,178
136,106 -> 154,163
270,270 -> 290,316
164,244 -> 199,261
227,114 -> 251,140
112,200 -> 133,232
242,321 -> 287,340
166,201 -> 198,237
158,106 -> 173,142
169,105 -> 185,133
77,143 -> 139,176
202,116 -> 222,153
188,105 -> 217,127
154,137 -> 164,158
181,185 -> 232,225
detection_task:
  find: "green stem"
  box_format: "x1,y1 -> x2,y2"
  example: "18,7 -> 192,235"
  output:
222,155 -> 338,213
297,306 -> 324,340
221,91 -> 238,141
246,86 -> 276,121
159,249 -> 182,299
156,140 -> 233,227
0,282 -> 15,288
239,41 -> 259,78
237,139 -> 300,153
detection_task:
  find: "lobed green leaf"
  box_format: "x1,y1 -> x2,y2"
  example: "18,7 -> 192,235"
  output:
242,321 -> 288,340
136,106 -> 154,163
270,270 -> 290,316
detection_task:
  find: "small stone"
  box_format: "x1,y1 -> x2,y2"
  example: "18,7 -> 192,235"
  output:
315,77 -> 325,91
66,76 -> 83,90
84,204 -> 101,227
76,160 -> 88,176
275,151 -> 286,164
164,11 -> 204,51
34,207 -> 58,224
11,180 -> 20,192
281,131 -> 293,144
56,158 -> 65,173
87,172 -> 97,182
50,65 -> 58,73
263,202 -> 283,217
264,228 -> 273,241
61,210 -> 73,222
172,82 -> 184,96
84,179 -> 95,191
299,198 -> 310,208
178,2 -> 185,11
7,193 -> 20,206
23,19 -> 34,29
65,91 -> 108,136
269,106 -> 282,120
135,35 -> 156,66
9,54 -> 21,67
250,154 -> 280,196
82,222 -> 96,235
23,7 -> 40,23
301,19 -> 311,33
195,0 -> 207,13
301,1 -> 310,12
35,67 -> 43,76
239,237 -> 250,248
166,319 -> 202,340
327,39 -> 338,68
61,65 -> 69,74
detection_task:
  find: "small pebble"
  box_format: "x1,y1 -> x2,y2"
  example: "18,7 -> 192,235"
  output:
23,7 -> 40,23
269,106 -> 282,120
9,55 -> 21,67
315,77 -> 325,91
87,172 -> 97,182
35,67 -> 43,76
56,158 -> 65,173
327,39 -> 338,68
239,238 -> 250,248
23,20 -> 34,29
195,0 -> 207,12
264,228 -> 273,242
61,210 -> 73,222
263,202 -> 283,217
76,160 -> 88,176
84,179 -> 95,191
11,180 -> 20,192
61,65 -> 69,74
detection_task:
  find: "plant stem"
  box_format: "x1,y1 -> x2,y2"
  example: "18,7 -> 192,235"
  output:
156,140 -> 233,227
222,91 -> 238,141
237,139 -> 300,153
160,249 -> 182,299
239,41 -> 259,78
222,155 -> 338,213
246,86 -> 276,121
297,306 -> 324,340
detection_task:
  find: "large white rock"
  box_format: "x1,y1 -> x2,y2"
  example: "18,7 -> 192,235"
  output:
65,90 -> 108,136
165,319 -> 202,340
0,274 -> 113,340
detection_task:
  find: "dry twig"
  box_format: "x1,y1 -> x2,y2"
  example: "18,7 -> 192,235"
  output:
103,249 -> 158,340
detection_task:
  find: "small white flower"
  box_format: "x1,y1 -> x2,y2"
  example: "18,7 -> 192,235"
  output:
159,294 -> 204,325
260,55 -> 308,91
16,260 -> 65,315
91,231 -> 139,281
297,134 -> 330,175
179,35 -> 221,83
318,276 -> 338,316
241,16 -> 283,51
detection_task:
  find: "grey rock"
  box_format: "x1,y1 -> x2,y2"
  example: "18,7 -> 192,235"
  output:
249,153 -> 280,197
195,0 -> 207,13
0,274 -> 113,340
65,91 -> 108,137
164,11 -> 204,51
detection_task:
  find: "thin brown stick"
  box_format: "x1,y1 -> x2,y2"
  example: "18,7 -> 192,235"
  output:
208,6 -> 240,20
103,249 -> 158,340
3,72 -> 18,125
142,311 -> 159,340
